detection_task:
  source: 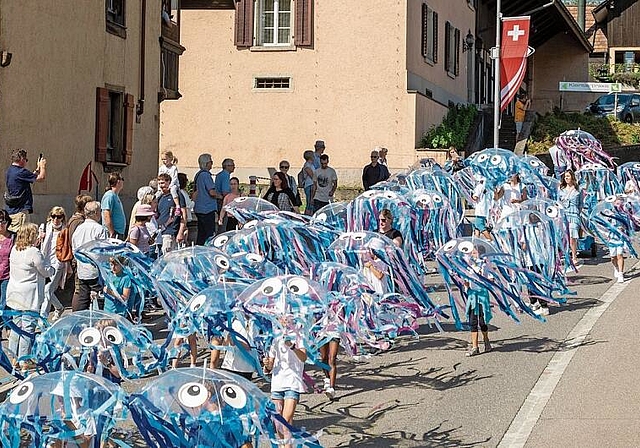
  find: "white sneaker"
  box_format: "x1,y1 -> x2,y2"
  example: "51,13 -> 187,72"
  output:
617,272 -> 625,283
614,268 -> 619,278
530,302 -> 541,311
325,386 -> 335,399
51,309 -> 62,322
323,378 -> 330,390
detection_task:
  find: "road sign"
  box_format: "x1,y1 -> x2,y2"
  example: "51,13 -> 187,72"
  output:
559,82 -> 622,93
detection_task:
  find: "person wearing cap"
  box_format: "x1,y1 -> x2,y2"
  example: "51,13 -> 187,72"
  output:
362,149 -> 390,190
193,153 -> 218,245
312,140 -> 325,169
128,204 -> 156,255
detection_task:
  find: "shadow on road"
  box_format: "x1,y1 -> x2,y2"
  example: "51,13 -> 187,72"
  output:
493,334 -> 605,353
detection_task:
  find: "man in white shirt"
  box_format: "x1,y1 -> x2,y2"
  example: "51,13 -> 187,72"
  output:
472,178 -> 494,241
71,201 -> 109,311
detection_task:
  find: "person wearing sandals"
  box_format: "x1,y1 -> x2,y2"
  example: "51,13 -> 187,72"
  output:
465,245 -> 493,357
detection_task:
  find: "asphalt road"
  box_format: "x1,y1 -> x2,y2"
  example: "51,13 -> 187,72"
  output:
0,247 -> 630,448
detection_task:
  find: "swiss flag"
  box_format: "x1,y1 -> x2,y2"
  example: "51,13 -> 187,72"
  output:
500,16 -> 531,111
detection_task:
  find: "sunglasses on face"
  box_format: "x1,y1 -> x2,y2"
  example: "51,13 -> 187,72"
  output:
51,214 -> 64,219
280,165 -> 289,169
379,218 -> 388,223
371,156 -> 379,159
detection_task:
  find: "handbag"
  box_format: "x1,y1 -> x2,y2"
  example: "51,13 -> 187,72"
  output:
3,190 -> 24,208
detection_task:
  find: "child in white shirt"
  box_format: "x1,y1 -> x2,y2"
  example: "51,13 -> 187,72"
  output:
158,150 -> 182,217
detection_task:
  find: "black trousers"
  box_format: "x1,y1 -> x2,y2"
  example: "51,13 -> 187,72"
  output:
72,276 -> 102,312
195,210 -> 217,245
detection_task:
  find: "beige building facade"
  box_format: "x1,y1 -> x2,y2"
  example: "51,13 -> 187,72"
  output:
161,0 -> 475,186
0,1 -> 183,223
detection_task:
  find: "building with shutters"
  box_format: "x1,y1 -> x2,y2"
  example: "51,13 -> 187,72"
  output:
0,1 -> 184,223
161,0 -> 475,185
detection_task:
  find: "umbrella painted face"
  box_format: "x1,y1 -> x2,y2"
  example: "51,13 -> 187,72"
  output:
32,310 -> 159,379
128,368 -> 321,448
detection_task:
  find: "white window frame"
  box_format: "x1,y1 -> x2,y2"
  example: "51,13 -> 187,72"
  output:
255,0 -> 292,47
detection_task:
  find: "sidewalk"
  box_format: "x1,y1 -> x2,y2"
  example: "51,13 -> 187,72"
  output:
509,268 -> 640,447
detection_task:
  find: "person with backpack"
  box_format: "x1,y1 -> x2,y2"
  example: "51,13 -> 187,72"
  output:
38,206 -> 67,322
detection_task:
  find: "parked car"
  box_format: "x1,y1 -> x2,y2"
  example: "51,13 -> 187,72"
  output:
585,93 -> 640,123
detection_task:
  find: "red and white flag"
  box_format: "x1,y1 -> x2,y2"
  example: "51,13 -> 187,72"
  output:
500,16 -> 531,111
78,162 -> 98,194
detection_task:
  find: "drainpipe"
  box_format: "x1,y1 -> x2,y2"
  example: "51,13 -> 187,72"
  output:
136,0 -> 146,122
577,0 -> 585,31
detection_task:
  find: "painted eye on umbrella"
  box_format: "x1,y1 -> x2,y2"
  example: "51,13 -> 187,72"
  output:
545,206 -> 559,218
432,194 -> 443,204
529,159 -> 541,167
79,327 -> 101,347
214,255 -> 230,269
177,382 -> 209,408
189,294 -> 207,312
102,326 -> 124,345
246,253 -> 263,263
235,197 -> 248,203
477,154 -> 489,163
9,381 -> 34,404
605,195 -> 616,203
260,278 -> 283,296
213,235 -> 229,248
415,194 -> 430,205
315,212 -> 327,222
383,192 -> 395,200
458,241 -> 474,253
352,232 -> 366,241
220,384 -> 247,409
443,240 -> 457,252
490,155 -> 502,165
361,190 -> 376,198
287,277 -> 310,296
244,220 -> 258,229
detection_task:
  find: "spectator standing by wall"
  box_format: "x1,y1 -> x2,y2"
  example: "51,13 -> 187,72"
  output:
157,173 -> 187,254
311,154 -> 338,212
193,154 -> 218,245
0,210 -> 14,312
218,177 -> 241,232
378,147 -> 389,166
38,206 -> 67,321
301,150 -> 316,215
5,149 -> 46,233
312,140 -> 325,169
101,173 -> 126,239
6,223 -> 54,372
279,160 -> 301,209
263,172 -> 299,213
158,150 -> 183,218
215,158 -> 235,213
514,93 -> 530,139
71,201 -> 108,311
362,150 -> 390,190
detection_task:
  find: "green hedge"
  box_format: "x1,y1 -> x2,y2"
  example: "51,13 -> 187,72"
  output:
420,104 -> 478,149
528,109 -> 640,154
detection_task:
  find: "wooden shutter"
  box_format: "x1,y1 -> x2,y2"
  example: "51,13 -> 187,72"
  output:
234,0 -> 254,47
123,93 -> 135,165
294,0 -> 313,46
95,87 -> 109,163
433,12 -> 438,63
454,27 -> 460,76
421,4 -> 428,58
444,21 -> 450,73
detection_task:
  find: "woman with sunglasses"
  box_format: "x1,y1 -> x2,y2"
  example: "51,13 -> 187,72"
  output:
38,206 -> 67,321
378,209 -> 403,248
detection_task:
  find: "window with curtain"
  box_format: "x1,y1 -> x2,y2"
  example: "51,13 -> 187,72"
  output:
256,0 -> 292,46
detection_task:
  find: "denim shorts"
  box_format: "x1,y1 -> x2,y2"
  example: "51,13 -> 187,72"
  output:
474,216 -> 488,232
609,245 -> 624,257
271,389 -> 300,401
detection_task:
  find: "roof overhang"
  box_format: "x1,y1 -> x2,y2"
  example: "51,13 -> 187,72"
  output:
488,0 -> 593,52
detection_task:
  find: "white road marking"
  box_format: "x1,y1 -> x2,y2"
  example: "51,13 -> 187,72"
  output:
497,273 -> 633,448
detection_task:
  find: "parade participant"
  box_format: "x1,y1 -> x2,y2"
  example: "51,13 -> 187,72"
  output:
102,257 -> 133,317
549,138 -> 568,179
378,208 -> 403,247
444,147 -> 465,174
559,169 -> 582,267
495,173 -> 528,223
465,245 -> 493,357
472,176 -> 493,241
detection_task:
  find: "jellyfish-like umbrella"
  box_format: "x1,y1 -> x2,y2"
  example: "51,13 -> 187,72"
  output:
223,196 -> 279,224
556,129 -> 615,170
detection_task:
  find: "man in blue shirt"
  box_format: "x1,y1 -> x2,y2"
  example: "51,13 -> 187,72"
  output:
101,172 -> 126,239
157,173 -> 187,254
193,153 -> 218,245
5,148 -> 47,232
214,158 -> 234,211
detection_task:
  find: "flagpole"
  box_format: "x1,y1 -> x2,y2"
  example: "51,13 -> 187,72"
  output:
493,0 -> 501,148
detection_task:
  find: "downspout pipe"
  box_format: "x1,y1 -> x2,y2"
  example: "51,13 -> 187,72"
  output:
577,0 -> 586,31
137,0 -> 146,119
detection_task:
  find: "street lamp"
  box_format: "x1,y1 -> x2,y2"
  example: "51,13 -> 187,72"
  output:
462,30 -> 475,53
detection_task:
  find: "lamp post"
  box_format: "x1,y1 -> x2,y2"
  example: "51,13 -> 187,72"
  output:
492,0 -> 502,148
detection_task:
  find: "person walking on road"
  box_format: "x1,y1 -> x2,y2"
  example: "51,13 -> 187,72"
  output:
559,169 -> 582,268
465,245 -> 493,357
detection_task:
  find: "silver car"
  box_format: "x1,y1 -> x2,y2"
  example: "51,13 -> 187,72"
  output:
586,93 -> 640,123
